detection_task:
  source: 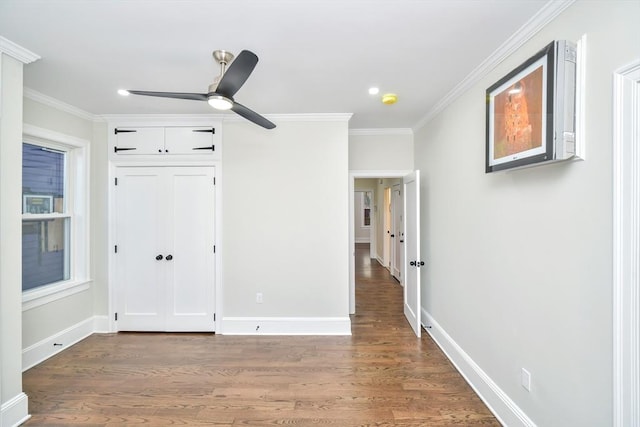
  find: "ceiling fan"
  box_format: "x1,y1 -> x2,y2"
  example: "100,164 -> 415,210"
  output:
123,50 -> 275,129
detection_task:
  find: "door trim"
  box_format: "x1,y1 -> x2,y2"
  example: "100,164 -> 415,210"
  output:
612,59 -> 640,427
349,170 -> 412,314
107,161 -> 222,333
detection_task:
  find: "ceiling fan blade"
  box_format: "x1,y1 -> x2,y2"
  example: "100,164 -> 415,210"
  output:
127,90 -> 208,101
216,50 -> 259,97
231,101 -> 276,129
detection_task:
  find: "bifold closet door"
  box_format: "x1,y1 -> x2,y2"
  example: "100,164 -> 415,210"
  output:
115,166 -> 216,332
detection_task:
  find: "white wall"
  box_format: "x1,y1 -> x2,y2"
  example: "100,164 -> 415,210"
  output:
91,121 -> 109,319
221,118 -> 350,333
414,1 -> 639,425
20,98 -> 101,350
349,130 -> 413,170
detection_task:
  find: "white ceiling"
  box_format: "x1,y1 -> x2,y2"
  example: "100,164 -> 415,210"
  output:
0,0 -> 553,129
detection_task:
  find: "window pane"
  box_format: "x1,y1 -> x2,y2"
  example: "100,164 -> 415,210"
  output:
22,143 -> 65,214
22,218 -> 70,291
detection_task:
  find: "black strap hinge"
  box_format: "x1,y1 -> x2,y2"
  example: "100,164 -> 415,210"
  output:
192,128 -> 215,134
192,145 -> 215,151
114,128 -> 137,135
114,147 -> 137,153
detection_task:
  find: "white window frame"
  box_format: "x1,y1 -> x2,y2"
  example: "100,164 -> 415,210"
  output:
21,124 -> 90,311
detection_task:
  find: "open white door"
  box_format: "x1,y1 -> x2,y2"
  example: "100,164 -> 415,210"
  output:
403,170 -> 421,337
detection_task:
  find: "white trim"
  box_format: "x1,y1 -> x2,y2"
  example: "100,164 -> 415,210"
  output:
349,128 -> 413,136
612,59 -> 640,427
413,0 -> 576,131
575,34 -> 587,160
108,159 -> 223,333
422,309 -> 536,427
23,88 -> 99,122
103,114 -> 226,127
225,113 -> 352,123
102,112 -> 353,125
22,316 -> 95,372
0,392 -> 30,427
23,123 -> 89,148
0,36 -> 40,64
21,125 -> 91,309
92,315 -> 111,333
349,170 -> 413,314
221,317 -> 351,335
22,280 -> 90,311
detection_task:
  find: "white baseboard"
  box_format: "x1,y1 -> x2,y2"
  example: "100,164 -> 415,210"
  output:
22,316 -> 95,371
92,314 -> 111,333
355,237 -> 370,243
1,392 -> 30,427
422,309 -> 536,427
221,316 -> 352,335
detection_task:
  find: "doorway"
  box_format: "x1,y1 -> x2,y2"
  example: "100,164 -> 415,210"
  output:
349,171 -> 412,315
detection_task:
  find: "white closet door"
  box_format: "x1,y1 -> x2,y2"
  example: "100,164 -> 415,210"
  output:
115,166 -> 216,332
165,167 -> 216,331
115,168 -> 167,331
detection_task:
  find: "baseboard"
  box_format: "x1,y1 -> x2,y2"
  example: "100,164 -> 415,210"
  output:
355,237 -> 370,243
92,314 -> 111,333
422,309 -> 536,427
221,316 -> 352,335
1,392 -> 30,427
22,316 -> 95,371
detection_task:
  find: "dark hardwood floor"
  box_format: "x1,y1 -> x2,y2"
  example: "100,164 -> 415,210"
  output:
22,243 -> 499,426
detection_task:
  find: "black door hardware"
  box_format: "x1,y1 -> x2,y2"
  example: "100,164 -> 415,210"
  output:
192,145 -> 215,151
156,254 -> 163,260
165,255 -> 173,261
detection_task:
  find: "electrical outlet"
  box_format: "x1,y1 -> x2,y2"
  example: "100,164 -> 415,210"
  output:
521,368 -> 531,392
256,292 -> 263,304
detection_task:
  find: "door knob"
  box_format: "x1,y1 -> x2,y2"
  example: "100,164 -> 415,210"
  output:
410,261 -> 416,266
155,254 -> 163,260
165,254 -> 173,261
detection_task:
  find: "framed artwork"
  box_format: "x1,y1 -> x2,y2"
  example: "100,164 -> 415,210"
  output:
486,41 -> 555,173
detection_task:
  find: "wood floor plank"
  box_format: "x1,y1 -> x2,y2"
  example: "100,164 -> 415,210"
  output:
22,243 -> 499,426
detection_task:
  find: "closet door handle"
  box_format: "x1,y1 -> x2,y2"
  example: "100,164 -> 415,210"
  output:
165,254 -> 173,261
156,254 -> 163,261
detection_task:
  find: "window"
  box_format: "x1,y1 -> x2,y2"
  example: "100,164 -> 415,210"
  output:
21,125 -> 89,308
22,143 -> 69,290
361,191 -> 372,227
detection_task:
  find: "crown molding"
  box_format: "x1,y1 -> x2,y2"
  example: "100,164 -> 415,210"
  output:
226,113 -> 353,123
349,128 -> 413,136
102,113 -> 353,125
0,37 -> 40,64
413,0 -> 576,131
24,88 -> 100,122
100,113 -> 225,124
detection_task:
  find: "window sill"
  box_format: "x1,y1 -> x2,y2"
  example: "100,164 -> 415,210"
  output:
22,279 -> 91,312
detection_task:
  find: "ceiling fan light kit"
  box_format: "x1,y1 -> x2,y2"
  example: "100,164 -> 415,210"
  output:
207,95 -> 233,110
123,49 -> 275,129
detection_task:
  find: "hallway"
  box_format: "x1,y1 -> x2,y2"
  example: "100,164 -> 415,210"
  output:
22,244 -> 499,426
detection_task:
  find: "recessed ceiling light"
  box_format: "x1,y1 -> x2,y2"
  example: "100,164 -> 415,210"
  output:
368,87 -> 379,95
117,89 -> 130,96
